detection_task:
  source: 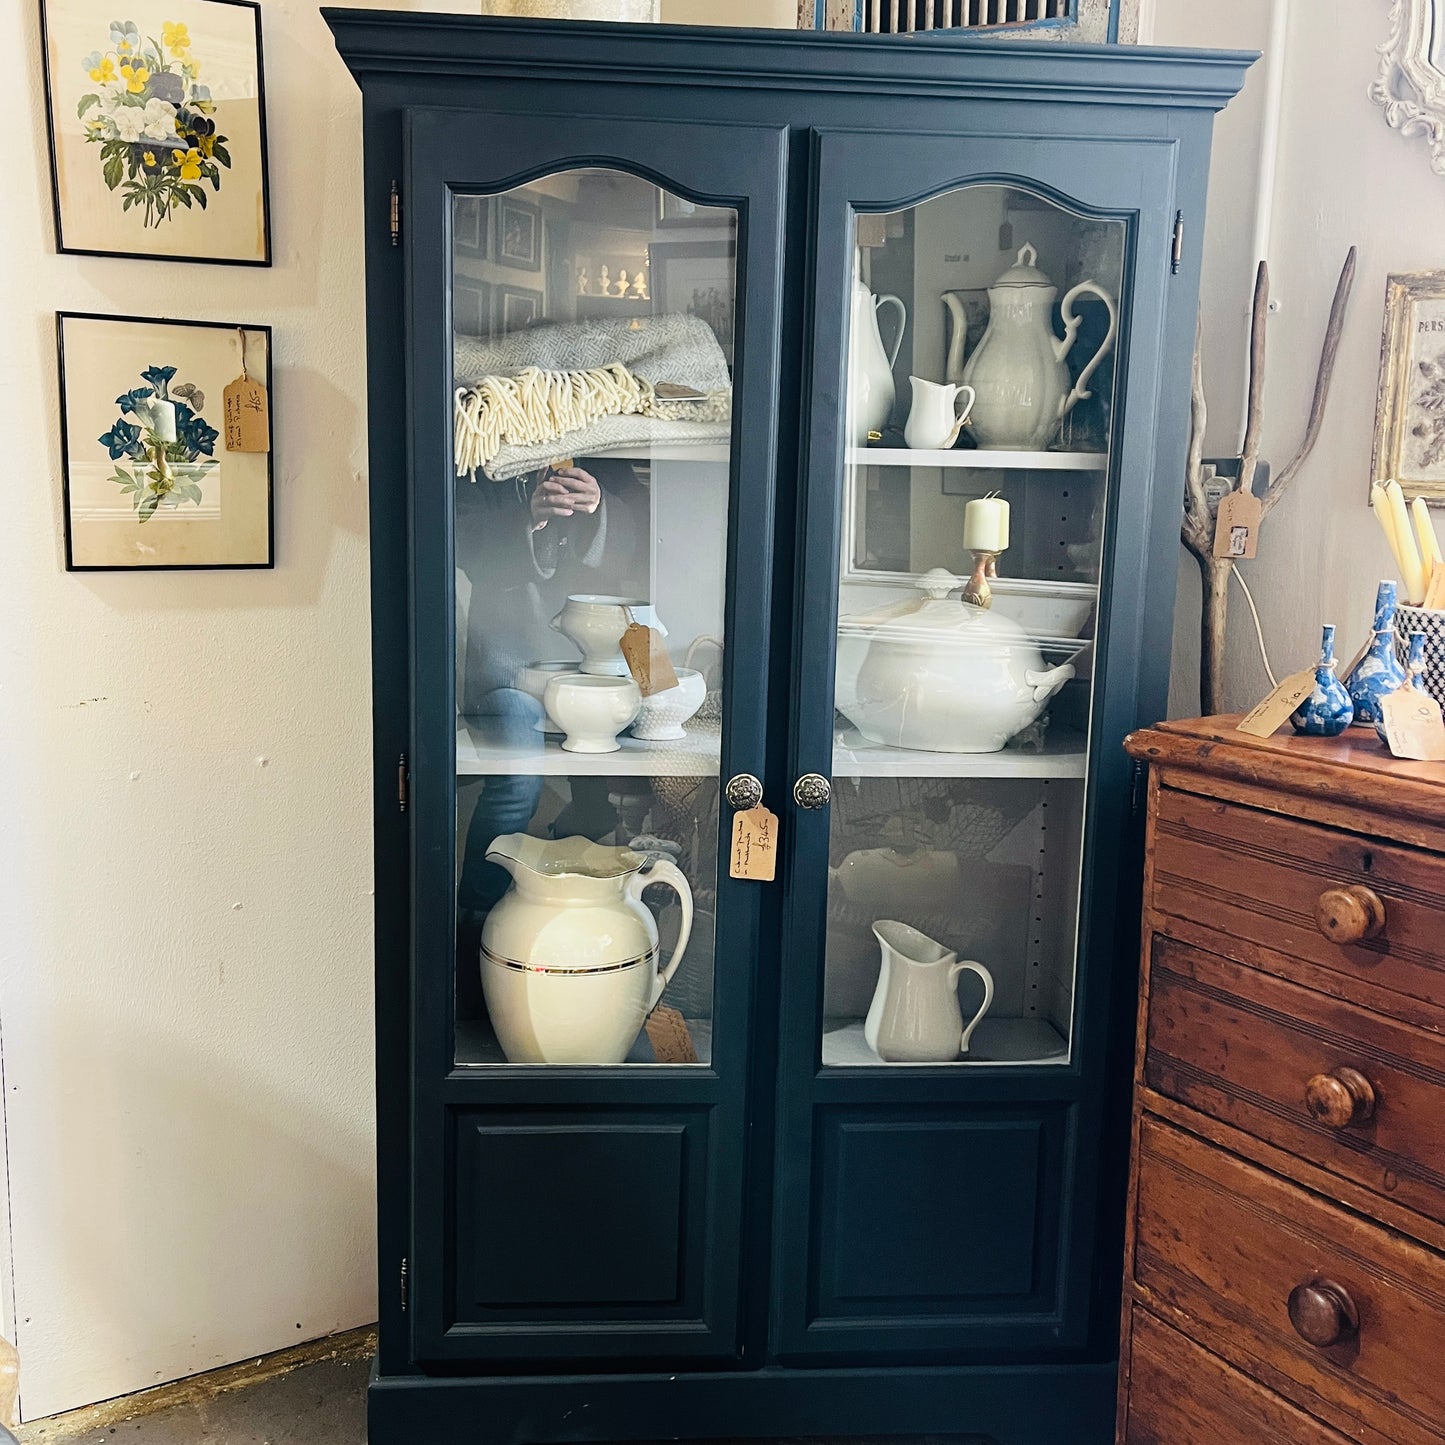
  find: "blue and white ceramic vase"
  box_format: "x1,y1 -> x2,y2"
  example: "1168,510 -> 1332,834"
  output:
1291,623 -> 1354,736
1374,630 -> 1429,745
1346,581 -> 1408,728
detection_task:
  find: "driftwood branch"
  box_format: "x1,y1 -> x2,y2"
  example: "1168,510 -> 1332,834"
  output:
1237,261 -> 1270,500
1181,248 -> 1356,715
1263,245 -> 1357,514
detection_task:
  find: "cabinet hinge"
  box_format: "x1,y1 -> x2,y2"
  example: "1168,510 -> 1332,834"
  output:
1170,210 -> 1185,275
389,181 -> 401,248
1129,758 -> 1146,817
397,753 -> 409,814
399,1256 -> 408,1312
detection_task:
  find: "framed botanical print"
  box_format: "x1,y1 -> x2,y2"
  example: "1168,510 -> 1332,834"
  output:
454,195 -> 489,258
1373,270 -> 1445,502
496,196 -> 542,271
58,312 -> 274,569
41,0 -> 271,265
454,277 -> 492,339
495,285 -> 542,334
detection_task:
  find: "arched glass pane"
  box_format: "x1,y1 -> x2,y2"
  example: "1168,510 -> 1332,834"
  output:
450,169 -> 738,1068
826,184 -> 1124,1067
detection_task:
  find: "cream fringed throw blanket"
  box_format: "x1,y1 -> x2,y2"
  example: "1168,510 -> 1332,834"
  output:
453,313 -> 733,481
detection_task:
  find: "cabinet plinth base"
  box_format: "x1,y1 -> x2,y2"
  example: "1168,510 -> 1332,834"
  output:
367,1358 -> 1117,1445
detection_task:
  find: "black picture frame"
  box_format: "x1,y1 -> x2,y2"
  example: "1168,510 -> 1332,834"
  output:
454,195 -> 489,258
495,284 -> 542,333
57,310 -> 275,570
454,277 -> 492,338
39,0 -> 272,266
495,195 -> 542,271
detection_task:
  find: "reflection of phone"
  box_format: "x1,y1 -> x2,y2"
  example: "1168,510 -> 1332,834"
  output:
531,458 -> 578,533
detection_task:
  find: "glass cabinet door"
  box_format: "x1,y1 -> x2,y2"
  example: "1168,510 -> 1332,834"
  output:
404,107 -> 786,1365
773,129 -> 1180,1360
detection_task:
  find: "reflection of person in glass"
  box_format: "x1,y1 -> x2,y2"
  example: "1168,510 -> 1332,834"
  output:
454,457 -> 648,968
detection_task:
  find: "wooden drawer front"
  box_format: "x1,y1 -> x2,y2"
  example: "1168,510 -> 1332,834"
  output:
1146,935 -> 1445,1225
1122,1303 -> 1351,1445
1132,1116 -> 1445,1445
1151,787 -> 1445,1017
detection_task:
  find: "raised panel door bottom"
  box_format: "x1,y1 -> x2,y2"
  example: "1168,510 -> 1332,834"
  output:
444,1104 -> 730,1360
805,1104 -> 1068,1342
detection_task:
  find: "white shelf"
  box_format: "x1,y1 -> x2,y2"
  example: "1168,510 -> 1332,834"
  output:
587,442 -> 730,463
849,446 -> 1108,472
456,1016 -> 713,1067
832,726 -> 1088,779
456,714 -> 721,777
821,1017 -> 1069,1067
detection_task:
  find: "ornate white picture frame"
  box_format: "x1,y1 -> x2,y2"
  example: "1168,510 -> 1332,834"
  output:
1371,0 -> 1445,175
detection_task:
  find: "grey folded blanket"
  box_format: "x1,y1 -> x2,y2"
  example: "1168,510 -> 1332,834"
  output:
453,312 -> 732,480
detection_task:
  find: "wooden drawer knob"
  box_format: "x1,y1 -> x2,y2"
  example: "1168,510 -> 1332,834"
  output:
1288,1278 -> 1359,1348
1315,884 -> 1386,944
1305,1067 -> 1376,1128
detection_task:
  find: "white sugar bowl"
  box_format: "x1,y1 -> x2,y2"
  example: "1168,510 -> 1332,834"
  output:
631,668 -> 707,741
516,660 -> 579,732
549,595 -> 667,676
545,674 -> 641,753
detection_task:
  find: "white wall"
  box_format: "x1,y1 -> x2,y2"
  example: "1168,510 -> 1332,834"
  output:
1153,0 -> 1415,716
4,0 -> 789,1423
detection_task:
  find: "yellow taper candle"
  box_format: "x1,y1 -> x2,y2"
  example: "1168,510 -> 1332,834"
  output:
1387,479 -> 1426,604
1413,495 -> 1443,571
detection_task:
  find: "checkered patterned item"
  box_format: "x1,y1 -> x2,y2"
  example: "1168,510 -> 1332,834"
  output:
1394,606 -> 1445,709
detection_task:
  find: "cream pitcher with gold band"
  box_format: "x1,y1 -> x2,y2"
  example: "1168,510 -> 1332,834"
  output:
480,834 -> 693,1065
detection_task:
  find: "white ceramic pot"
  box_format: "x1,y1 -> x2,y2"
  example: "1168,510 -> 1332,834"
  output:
515,660 -> 579,732
631,668 -> 707,741
481,834 -> 693,1066
836,569 -> 1077,754
545,674 -> 641,753
549,594 -> 667,676
903,376 -> 975,451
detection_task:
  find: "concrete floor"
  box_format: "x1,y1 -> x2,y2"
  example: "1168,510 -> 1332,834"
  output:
16,1347 -> 995,1445
17,1353 -> 369,1445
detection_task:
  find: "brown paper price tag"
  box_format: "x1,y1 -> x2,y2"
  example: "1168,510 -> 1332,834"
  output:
1381,689 -> 1445,760
1337,633 -> 1373,687
223,376 -> 270,452
620,623 -> 679,697
1213,489 -> 1263,559
729,805 -> 778,882
1236,669 -> 1316,738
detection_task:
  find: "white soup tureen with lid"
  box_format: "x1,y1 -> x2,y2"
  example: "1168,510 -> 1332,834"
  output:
836,569 -> 1077,754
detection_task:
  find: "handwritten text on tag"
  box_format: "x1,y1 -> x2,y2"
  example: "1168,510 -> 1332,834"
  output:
729,806 -> 778,882
1236,669 -> 1316,738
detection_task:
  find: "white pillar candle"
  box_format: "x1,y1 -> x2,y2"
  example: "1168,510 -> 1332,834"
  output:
147,399 -> 177,445
964,495 -> 1010,552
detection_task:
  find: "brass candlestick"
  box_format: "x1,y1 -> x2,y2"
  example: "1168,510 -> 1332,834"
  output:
961,549 -> 1000,609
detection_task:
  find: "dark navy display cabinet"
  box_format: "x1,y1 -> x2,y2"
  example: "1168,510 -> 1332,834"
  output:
326,13 -> 1249,1444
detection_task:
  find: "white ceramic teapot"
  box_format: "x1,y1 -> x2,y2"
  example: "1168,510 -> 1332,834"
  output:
836,569 -> 1077,754
864,920 -> 994,1062
961,243 -> 1118,451
480,834 -> 693,1065
849,276 -> 907,443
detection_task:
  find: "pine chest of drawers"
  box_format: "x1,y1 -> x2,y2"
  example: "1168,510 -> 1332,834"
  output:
1117,717 -> 1445,1445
